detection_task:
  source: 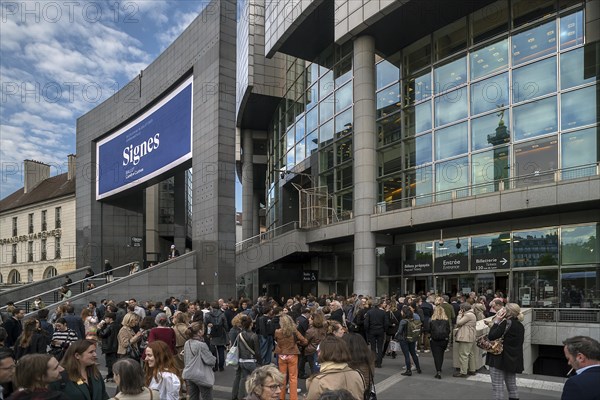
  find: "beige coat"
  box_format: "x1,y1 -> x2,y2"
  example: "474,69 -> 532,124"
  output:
455,310 -> 476,343
306,362 -> 365,400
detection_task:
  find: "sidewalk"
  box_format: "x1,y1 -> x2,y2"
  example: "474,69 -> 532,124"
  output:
100,349 -> 566,399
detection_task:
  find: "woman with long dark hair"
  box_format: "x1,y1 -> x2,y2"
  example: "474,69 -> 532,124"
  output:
10,353 -> 68,399
111,358 -> 159,399
342,333 -> 374,389
14,319 -> 47,360
49,339 -> 109,399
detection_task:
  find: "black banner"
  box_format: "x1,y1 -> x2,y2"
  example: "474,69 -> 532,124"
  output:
403,260 -> 433,275
435,256 -> 469,273
472,255 -> 509,271
302,271 -> 318,281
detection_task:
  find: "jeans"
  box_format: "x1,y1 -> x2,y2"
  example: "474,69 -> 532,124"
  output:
232,361 -> 257,399
430,339 -> 448,372
399,340 -> 421,371
278,354 -> 299,400
368,332 -> 385,366
187,380 -> 213,400
259,335 -> 273,365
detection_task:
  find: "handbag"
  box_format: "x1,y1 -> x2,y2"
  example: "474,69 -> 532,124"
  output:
476,319 -> 512,355
126,343 -> 141,361
225,334 -> 240,366
182,340 -> 215,387
359,368 -> 377,400
389,339 -> 401,353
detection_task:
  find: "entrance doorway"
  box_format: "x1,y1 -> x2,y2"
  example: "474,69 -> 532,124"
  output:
405,276 -> 432,295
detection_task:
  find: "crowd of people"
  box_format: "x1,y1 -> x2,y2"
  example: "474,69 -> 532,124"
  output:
0,291 -> 597,400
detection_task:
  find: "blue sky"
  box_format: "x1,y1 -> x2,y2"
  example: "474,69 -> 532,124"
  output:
1,0 -> 242,209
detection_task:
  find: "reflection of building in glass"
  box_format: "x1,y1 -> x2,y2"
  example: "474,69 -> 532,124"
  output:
512,232 -> 559,267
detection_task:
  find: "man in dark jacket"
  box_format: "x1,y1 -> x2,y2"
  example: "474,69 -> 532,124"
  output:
97,312 -> 120,382
205,302 -> 229,371
2,308 -> 24,348
364,299 -> 389,368
561,336 -> 600,400
62,305 -> 85,339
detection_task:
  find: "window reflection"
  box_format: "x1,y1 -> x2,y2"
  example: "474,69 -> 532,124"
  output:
471,1 -> 509,44
561,47 -> 596,90
470,39 -> 509,80
306,106 -> 318,133
561,268 -> 600,307
306,131 -> 318,155
434,18 -> 467,60
320,145 -> 334,171
335,108 -> 353,138
512,0 -> 555,28
513,57 -> 556,104
335,56 -> 352,87
434,57 -> 467,94
295,116 -> 305,143
378,114 -> 402,145
471,72 -> 509,115
471,233 -> 511,268
512,20 -> 557,66
319,94 -> 334,124
404,72 -> 432,104
472,146 -> 509,194
336,82 -> 353,113
319,119 -> 334,147
404,101 -> 432,137
295,141 -> 305,163
512,228 -> 559,267
472,110 -> 510,151
380,144 -> 402,176
404,166 -> 433,205
435,156 -> 468,199
561,85 -> 598,130
513,96 -> 557,140
513,270 -> 559,307
286,126 -> 295,151
561,127 -> 598,174
403,37 -> 432,77
403,133 -> 432,169
435,122 -> 468,160
514,135 -> 558,186
560,11 -> 584,50
320,70 -> 334,99
376,83 -> 401,118
376,60 -> 399,90
561,224 -> 599,265
336,139 -> 352,165
435,87 -> 467,127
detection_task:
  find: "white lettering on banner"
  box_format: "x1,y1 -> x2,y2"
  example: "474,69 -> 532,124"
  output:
122,133 -> 160,166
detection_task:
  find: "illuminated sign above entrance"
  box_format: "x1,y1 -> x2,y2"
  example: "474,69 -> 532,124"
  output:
434,256 -> 469,273
472,255 -> 510,271
403,260 -> 433,275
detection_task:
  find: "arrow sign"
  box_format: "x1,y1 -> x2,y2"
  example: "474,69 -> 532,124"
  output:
472,254 -> 510,271
500,257 -> 508,266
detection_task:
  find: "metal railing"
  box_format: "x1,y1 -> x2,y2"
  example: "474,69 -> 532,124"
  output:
0,261 -> 137,314
375,163 -> 600,214
235,221 -> 300,253
532,308 -> 600,323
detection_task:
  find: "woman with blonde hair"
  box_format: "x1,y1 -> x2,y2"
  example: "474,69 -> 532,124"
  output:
429,305 -> 450,379
274,314 -> 307,400
325,320 -> 345,338
143,340 -> 182,400
118,313 -> 143,360
244,365 -> 284,400
486,303 -> 525,400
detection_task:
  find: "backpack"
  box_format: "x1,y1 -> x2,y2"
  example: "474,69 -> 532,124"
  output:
208,314 -> 224,338
430,319 -> 451,341
405,318 -> 422,343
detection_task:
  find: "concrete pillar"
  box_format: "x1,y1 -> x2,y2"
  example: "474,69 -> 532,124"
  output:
173,170 -> 187,252
352,36 -> 377,297
242,130 -> 255,240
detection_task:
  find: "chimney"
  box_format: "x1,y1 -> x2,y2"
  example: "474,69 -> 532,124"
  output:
67,154 -> 76,181
24,160 -> 50,193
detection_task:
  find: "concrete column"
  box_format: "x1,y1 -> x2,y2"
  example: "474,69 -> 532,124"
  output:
352,35 -> 377,297
173,170 -> 186,252
242,130 -> 255,240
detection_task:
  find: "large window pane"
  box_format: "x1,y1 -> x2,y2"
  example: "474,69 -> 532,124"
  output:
562,225 -> 600,265
434,57 -> 467,94
514,136 -> 558,186
512,20 -> 557,66
379,144 -> 402,176
403,37 -> 432,76
561,268 -> 600,307
470,39 -> 509,80
378,115 -> 402,146
336,138 -> 352,165
381,175 -> 403,203
336,165 -> 353,190
434,18 -> 467,60
296,140 -> 305,163
513,57 -> 557,103
320,94 -> 334,124
404,101 -> 432,137
472,110 -> 510,151
513,270 -> 559,307
295,116 -> 305,143
435,156 -> 468,200
471,1 -> 509,44
435,87 -> 467,127
320,145 -> 334,171
404,72 -> 432,104
512,228 -> 559,267
471,233 -> 511,270
435,122 -> 468,160
403,133 -> 432,169
306,107 -> 318,133
406,166 -> 433,205
377,60 -> 399,90
377,83 -> 401,118
335,108 -> 353,138
472,146 -> 509,194
335,82 -> 353,113
560,10 -> 584,50
512,0 -> 555,28
306,130 -> 318,155
561,127 -> 598,172
319,119 -> 334,147
286,126 -> 295,151
561,47 -> 597,90
561,85 -> 598,130
320,70 -> 334,99
471,72 -> 509,115
335,56 -> 352,87
513,96 -> 557,140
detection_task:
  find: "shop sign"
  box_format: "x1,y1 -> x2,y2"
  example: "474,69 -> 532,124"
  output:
472,255 -> 509,271
130,237 -> 143,247
302,271 -> 318,281
403,260 -> 433,275
435,256 -> 469,273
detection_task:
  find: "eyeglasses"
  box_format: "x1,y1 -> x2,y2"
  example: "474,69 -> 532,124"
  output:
262,384 -> 282,391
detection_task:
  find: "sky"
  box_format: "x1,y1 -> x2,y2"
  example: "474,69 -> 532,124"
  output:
1,0 -> 242,209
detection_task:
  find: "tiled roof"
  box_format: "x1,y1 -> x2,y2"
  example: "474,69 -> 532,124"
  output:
0,173 -> 75,213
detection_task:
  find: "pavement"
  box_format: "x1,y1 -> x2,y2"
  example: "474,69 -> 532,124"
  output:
98,349 -> 567,400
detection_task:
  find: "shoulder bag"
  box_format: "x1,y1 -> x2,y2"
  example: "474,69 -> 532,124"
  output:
225,334 -> 240,366
182,340 -> 215,387
476,319 -> 512,355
